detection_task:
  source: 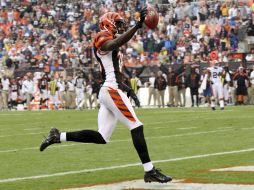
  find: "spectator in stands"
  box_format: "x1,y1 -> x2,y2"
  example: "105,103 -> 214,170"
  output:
221,3 -> 229,17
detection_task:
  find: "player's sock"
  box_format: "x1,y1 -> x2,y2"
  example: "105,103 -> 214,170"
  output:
143,162 -> 154,172
219,100 -> 224,108
65,130 -> 106,144
131,125 -> 153,171
211,100 -> 215,109
60,132 -> 66,141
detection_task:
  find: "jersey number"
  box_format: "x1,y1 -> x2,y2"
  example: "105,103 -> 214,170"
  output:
212,72 -> 218,78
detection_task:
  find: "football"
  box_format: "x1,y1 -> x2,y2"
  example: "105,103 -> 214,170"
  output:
144,5 -> 159,29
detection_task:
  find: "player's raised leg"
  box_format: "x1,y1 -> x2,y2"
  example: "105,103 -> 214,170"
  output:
39,104 -> 118,151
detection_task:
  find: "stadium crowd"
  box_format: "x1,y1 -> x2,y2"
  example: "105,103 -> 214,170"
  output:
0,0 -> 254,110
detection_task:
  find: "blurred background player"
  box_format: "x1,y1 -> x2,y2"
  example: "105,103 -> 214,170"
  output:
207,61 -> 225,110
221,65 -> 232,105
74,71 -> 85,110
10,78 -> 19,109
86,73 -> 99,109
39,73 -> 50,109
40,7 -> 172,183
200,68 -> 212,107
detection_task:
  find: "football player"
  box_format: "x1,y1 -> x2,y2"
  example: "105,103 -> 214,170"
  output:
207,61 -> 225,110
40,7 -> 171,183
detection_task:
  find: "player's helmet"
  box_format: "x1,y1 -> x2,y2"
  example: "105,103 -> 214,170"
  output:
99,12 -> 125,34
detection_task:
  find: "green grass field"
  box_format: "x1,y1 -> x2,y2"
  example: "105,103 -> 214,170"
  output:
0,106 -> 254,190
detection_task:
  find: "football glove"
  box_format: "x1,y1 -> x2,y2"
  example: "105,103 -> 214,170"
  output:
135,7 -> 148,28
127,90 -> 141,107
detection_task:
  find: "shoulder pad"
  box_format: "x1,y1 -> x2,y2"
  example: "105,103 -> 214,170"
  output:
94,31 -> 114,49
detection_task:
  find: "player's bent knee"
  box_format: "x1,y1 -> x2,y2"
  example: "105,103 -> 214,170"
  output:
131,125 -> 144,134
98,136 -> 107,144
98,134 -> 107,144
96,132 -> 107,144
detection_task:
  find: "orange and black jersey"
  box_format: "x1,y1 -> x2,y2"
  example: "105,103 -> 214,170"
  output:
93,31 -> 131,92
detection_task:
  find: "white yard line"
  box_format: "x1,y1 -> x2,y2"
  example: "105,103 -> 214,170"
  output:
0,147 -> 254,183
223,127 -> 234,129
0,132 -> 45,138
23,128 -> 42,131
211,166 -> 254,172
178,127 -> 198,130
0,113 -> 43,116
0,114 -> 25,116
0,128 -> 88,138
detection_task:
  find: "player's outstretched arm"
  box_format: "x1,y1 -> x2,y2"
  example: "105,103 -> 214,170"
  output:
100,7 -> 147,51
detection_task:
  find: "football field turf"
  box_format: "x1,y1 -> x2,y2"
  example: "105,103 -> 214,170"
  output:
0,106 -> 254,190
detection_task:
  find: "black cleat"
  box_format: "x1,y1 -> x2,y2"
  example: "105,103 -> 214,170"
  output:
211,107 -> 216,111
144,168 -> 172,183
40,128 -> 61,151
